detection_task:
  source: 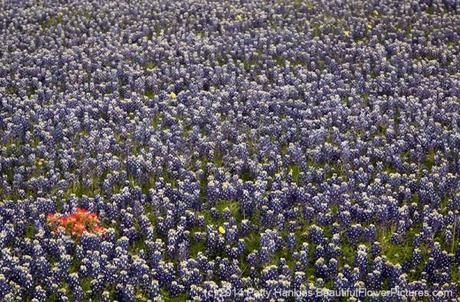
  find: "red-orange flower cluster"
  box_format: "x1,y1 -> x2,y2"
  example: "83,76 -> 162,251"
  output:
47,208 -> 106,238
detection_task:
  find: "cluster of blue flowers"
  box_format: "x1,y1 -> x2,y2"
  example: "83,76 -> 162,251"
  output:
0,0 -> 459,301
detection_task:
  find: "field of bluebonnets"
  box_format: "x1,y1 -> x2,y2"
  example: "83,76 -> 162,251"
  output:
0,0 -> 459,301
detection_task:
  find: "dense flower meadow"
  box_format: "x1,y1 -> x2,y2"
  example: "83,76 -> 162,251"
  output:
0,0 -> 459,301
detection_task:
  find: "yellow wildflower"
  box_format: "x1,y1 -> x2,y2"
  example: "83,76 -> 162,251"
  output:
218,226 -> 226,235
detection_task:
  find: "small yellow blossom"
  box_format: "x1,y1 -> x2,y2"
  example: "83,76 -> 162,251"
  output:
169,92 -> 177,99
37,159 -> 45,167
218,226 -> 226,234
236,15 -> 242,21
344,31 -> 350,37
